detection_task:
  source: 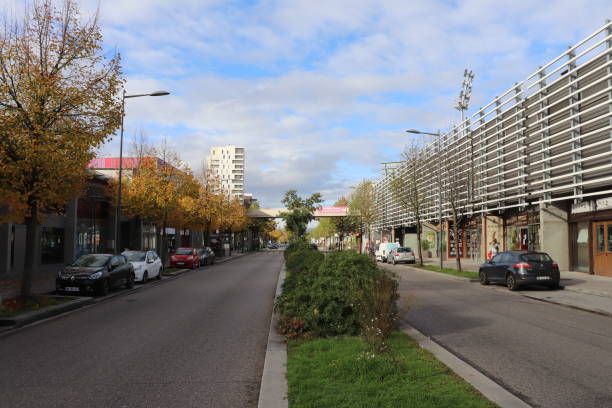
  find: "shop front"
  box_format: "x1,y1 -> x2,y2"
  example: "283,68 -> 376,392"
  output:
570,197 -> 612,276
504,208 -> 540,253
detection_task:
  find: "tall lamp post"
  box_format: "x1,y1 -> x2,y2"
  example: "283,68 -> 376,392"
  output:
114,90 -> 170,254
406,128 -> 443,271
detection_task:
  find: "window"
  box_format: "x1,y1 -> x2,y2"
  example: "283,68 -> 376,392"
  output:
597,225 -> 605,252
608,225 -> 612,252
41,227 -> 64,264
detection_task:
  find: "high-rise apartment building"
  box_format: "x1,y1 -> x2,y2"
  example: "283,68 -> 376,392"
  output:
206,145 -> 245,198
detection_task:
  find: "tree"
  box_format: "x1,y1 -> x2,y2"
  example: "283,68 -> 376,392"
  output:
349,180 -> 378,256
330,197 -> 359,250
0,0 -> 123,296
440,147 -> 471,272
307,217 -> 336,240
120,145 -> 198,266
279,190 -> 323,240
389,144 -> 426,266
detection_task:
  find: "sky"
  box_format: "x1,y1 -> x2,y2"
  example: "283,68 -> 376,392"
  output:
41,1 -> 612,206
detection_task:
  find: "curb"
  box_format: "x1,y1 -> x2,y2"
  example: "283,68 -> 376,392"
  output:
401,323 -> 532,408
520,293 -> 612,318
563,285 -> 612,299
258,263 -> 288,408
0,296 -> 94,328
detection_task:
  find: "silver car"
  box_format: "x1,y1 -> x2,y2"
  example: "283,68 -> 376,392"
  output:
387,247 -> 416,265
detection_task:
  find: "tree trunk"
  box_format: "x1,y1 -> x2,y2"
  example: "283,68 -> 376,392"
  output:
161,220 -> 168,267
453,216 -> 462,272
21,207 -> 39,298
203,222 -> 211,246
416,220 -> 423,266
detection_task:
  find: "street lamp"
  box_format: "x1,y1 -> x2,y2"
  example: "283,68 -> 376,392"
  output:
114,90 -> 170,254
406,128 -> 443,271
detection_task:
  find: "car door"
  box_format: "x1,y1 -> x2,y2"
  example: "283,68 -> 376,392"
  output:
149,251 -> 161,276
487,253 -> 505,281
109,256 -> 122,287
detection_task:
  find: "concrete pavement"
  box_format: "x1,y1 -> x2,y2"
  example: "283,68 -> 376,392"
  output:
0,251 -> 283,408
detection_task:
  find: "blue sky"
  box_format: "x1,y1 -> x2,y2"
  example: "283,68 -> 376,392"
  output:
61,0 -> 612,206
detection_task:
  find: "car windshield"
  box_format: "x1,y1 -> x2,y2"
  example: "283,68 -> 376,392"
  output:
520,253 -> 553,263
122,251 -> 146,262
72,254 -> 111,267
175,248 -> 192,255
397,248 -> 411,253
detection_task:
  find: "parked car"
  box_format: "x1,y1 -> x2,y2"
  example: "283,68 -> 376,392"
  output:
122,250 -> 163,283
169,247 -> 200,269
267,243 -> 279,249
56,254 -> 134,296
478,251 -> 560,291
386,247 -> 416,265
197,247 -> 216,266
375,242 -> 399,262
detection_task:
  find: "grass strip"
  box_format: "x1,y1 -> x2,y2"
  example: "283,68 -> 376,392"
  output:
411,264 -> 479,280
288,331 -> 496,408
0,296 -> 68,318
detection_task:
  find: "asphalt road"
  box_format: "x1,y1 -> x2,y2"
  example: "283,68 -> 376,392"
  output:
386,263 -> 612,408
0,251 -> 283,408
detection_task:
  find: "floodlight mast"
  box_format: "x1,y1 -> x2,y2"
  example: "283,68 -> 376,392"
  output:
455,69 -> 475,123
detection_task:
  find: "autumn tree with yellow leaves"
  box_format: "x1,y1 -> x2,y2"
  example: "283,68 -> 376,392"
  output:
120,146 -> 198,266
0,0 -> 123,296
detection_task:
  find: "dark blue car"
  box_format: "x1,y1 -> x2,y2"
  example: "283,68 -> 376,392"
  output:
479,251 -> 560,291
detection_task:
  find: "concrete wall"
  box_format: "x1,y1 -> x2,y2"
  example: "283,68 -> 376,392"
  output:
540,205 -> 569,271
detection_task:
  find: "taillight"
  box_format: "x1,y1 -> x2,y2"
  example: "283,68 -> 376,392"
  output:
395,254 -> 399,257
514,262 -> 532,269
552,263 -> 558,268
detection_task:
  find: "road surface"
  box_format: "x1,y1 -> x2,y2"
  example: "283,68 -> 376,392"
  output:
0,251 -> 283,408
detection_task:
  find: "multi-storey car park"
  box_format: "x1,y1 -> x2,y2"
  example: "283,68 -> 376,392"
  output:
373,21 -> 612,277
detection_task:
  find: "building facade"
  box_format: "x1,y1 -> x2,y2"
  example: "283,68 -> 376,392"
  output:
374,21 -> 612,277
206,145 -> 245,198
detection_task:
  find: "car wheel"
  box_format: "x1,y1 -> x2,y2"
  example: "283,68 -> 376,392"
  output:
96,279 -> 109,297
548,281 -> 560,290
157,267 -> 163,280
142,271 -> 148,284
126,273 -> 134,289
506,274 -> 519,291
479,270 -> 490,285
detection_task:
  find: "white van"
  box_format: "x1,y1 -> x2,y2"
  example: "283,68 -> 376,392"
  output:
375,242 -> 400,262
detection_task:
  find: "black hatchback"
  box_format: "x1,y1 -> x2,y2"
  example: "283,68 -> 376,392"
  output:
479,251 -> 560,291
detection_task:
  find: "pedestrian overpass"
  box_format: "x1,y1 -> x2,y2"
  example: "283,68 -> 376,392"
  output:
247,206 -> 348,218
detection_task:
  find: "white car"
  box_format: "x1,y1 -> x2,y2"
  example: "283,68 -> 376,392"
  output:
387,247 -> 417,265
122,250 -> 163,283
375,242 -> 400,262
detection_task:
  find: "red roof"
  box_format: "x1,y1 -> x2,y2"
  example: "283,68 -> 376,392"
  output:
88,157 -> 166,169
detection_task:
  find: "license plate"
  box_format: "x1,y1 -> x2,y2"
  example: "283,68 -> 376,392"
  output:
176,262 -> 184,265
536,276 -> 550,280
64,287 -> 80,292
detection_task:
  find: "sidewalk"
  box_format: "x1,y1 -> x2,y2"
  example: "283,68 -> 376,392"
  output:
418,257 -> 612,317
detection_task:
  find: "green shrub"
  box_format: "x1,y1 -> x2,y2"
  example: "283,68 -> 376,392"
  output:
356,269 -> 399,353
277,250 -> 382,338
286,248 -> 324,275
284,240 -> 312,261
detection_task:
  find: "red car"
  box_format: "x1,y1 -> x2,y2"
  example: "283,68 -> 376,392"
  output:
169,247 -> 200,269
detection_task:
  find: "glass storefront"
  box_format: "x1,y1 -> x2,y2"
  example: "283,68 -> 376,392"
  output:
570,222 -> 590,273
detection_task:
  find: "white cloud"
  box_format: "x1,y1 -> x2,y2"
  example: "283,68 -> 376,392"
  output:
86,0 -> 612,206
